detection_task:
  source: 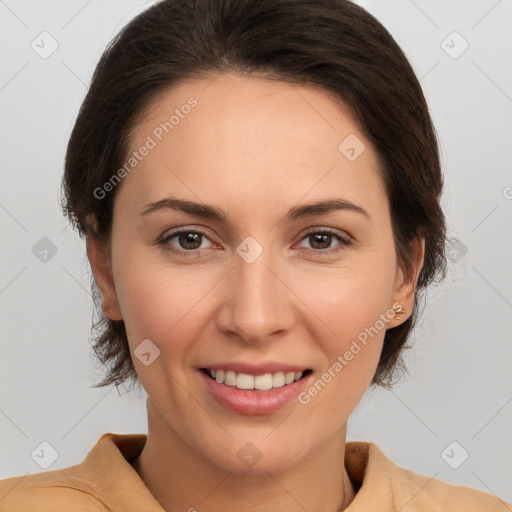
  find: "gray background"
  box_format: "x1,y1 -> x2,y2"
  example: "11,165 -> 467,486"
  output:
1,0 -> 511,504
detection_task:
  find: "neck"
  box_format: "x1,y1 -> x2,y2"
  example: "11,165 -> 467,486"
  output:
132,400 -> 356,512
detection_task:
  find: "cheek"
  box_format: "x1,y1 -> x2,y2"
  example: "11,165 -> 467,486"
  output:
292,251 -> 396,399
295,276 -> 389,425
299,256 -> 396,344
113,251 -> 216,353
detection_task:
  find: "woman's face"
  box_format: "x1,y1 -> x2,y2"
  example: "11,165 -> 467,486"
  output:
90,72 -> 421,473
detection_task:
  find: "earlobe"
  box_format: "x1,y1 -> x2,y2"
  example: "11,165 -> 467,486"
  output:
389,235 -> 425,326
86,233 -> 123,321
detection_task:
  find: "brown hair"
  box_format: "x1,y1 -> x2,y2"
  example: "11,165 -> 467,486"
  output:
61,0 -> 447,391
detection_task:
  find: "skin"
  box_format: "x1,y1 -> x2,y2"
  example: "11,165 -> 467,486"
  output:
87,71 -> 424,512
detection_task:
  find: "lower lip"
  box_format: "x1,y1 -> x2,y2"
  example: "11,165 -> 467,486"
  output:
199,370 -> 312,416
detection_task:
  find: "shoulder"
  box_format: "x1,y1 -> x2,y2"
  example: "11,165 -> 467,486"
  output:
394,465 -> 511,511
346,441 -> 512,511
0,470 -> 107,511
374,444 -> 511,511
0,432 -> 153,512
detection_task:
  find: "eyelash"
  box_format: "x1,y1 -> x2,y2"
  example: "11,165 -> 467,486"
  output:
157,227 -> 353,257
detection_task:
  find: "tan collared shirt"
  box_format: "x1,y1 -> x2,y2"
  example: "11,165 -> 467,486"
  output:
0,432 -> 509,511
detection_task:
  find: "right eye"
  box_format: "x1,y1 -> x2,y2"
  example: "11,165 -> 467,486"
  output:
158,228 -> 215,255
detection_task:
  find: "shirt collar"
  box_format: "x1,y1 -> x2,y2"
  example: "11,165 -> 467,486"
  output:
34,433 -> 165,511
32,432 -> 396,511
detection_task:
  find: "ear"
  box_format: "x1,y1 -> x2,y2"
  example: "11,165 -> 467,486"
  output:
388,233 -> 425,327
86,231 -> 123,321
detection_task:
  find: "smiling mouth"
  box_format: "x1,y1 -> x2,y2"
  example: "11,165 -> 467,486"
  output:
200,368 -> 313,391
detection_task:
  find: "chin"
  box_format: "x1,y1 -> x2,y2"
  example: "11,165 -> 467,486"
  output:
197,435 -> 309,475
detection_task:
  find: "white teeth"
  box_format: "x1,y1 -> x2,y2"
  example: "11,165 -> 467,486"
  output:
237,373 -> 254,389
254,373 -> 273,390
285,371 -> 296,385
224,370 -> 237,386
208,369 -> 306,390
272,371 -> 285,388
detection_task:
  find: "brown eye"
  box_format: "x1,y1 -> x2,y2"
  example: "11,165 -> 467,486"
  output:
158,229 -> 213,254
308,232 -> 333,250
176,232 -> 203,250
296,229 -> 352,254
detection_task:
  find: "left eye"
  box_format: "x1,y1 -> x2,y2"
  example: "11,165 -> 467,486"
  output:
296,230 -> 351,253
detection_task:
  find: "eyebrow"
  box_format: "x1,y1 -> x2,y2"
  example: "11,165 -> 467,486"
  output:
140,196 -> 370,222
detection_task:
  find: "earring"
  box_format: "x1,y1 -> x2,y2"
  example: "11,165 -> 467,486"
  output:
393,304 -> 405,321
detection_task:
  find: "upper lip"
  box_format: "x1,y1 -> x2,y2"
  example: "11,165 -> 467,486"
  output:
199,362 -> 311,375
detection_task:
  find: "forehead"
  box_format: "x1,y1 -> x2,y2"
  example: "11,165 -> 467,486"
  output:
117,72 -> 386,222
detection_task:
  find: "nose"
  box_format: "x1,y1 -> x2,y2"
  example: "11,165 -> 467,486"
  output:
216,246 -> 295,345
